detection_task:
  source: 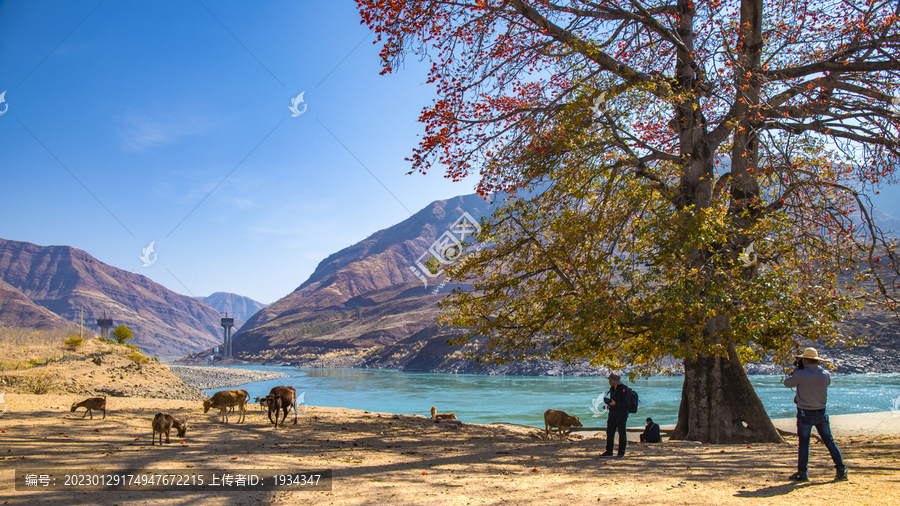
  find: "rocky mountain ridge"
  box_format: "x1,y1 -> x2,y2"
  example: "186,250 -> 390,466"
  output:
196,292 -> 269,331
0,238 -> 222,359
232,194 -> 492,353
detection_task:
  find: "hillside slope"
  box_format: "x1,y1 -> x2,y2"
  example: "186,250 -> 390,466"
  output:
0,238 -> 221,359
233,194 -> 491,354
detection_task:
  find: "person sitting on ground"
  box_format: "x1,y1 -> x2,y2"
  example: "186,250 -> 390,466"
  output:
640,417 -> 661,443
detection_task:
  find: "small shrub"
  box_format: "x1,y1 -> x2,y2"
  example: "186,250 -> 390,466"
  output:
20,372 -> 57,394
127,351 -> 150,364
64,336 -> 84,351
0,360 -> 28,371
26,357 -> 52,368
110,325 -> 134,346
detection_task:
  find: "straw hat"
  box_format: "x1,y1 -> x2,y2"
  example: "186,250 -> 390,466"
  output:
607,373 -> 623,385
795,347 -> 829,362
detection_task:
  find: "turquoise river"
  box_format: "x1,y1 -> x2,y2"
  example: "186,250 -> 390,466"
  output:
204,367 -> 900,428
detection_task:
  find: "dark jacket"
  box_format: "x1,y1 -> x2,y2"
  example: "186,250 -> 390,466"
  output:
607,384 -> 629,415
642,422 -> 661,442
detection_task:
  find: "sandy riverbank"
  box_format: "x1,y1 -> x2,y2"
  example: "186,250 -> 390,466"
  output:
1,394 -> 899,505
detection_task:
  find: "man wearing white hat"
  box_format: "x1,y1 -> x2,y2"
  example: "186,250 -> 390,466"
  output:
784,347 -> 847,482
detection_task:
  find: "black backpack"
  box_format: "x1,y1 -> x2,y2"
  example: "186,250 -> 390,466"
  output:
624,386 -> 639,414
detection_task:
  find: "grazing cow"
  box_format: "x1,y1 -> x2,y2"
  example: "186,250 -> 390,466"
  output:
202,389 -> 248,424
543,409 -> 583,440
70,397 -> 107,419
430,406 -> 457,420
266,386 -> 298,427
151,412 -> 187,445
254,396 -> 271,412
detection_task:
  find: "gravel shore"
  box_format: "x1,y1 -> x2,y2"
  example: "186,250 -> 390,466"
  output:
168,365 -> 290,390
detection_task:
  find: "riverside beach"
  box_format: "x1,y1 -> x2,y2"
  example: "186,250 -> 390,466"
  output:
1,391 -> 899,505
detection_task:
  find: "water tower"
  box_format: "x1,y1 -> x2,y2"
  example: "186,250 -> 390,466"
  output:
221,312 -> 235,358
96,310 -> 114,339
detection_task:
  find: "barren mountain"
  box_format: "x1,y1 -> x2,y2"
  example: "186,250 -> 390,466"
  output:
0,238 -> 222,359
197,292 -> 268,330
232,194 -> 491,355
0,278 -> 70,329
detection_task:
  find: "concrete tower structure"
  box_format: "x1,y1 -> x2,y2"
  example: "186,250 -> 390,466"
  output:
96,311 -> 114,339
221,312 -> 235,358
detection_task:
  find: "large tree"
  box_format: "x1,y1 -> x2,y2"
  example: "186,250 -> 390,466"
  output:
357,0 -> 900,442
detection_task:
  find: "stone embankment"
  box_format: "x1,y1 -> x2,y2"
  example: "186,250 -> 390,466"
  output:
168,365 -> 289,390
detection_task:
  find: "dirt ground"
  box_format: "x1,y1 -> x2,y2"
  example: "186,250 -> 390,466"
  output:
1,337 -> 205,400
1,393 -> 898,505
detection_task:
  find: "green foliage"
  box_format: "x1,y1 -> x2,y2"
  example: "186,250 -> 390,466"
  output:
64,336 -> 84,351
26,357 -> 53,368
441,111 -> 864,375
109,325 -> 134,346
127,351 -> 150,364
355,306 -> 363,318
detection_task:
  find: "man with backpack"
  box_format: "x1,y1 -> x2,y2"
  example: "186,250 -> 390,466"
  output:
600,373 -> 631,458
641,417 -> 661,443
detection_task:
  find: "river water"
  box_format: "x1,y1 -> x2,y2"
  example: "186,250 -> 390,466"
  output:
205,367 -> 900,428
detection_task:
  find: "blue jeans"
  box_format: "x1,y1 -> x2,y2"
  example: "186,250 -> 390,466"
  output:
796,408 -> 845,473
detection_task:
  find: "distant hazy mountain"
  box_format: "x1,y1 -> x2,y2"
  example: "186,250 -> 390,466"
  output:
197,292 -> 268,330
0,238 -> 222,359
233,194 -> 492,354
874,209 -> 900,234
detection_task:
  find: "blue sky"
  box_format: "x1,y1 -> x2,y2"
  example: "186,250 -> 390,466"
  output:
2,1 -> 898,306
0,0 -> 481,304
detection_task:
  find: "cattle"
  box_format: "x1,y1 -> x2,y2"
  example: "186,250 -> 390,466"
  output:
70,397 -> 107,419
151,412 -> 187,445
202,389 -> 248,424
543,409 -> 582,440
430,405 -> 457,420
254,396 -> 271,412
266,386 -> 298,427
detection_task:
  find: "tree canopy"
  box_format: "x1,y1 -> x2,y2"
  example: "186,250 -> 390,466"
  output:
358,0 -> 900,442
110,325 -> 134,346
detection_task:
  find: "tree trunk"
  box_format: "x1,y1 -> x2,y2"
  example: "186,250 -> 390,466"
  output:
670,343 -> 784,443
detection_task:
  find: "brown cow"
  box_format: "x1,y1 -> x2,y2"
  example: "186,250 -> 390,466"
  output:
543,409 -> 582,440
70,397 -> 107,419
151,412 -> 187,445
266,386 -> 298,427
202,389 -> 248,423
430,406 -> 457,420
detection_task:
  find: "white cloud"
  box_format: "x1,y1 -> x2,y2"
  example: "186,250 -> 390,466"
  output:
232,198 -> 258,209
118,110 -> 213,153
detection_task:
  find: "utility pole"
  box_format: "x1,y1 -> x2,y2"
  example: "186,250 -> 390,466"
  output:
80,307 -> 84,339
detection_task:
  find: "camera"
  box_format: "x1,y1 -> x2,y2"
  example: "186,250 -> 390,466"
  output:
793,358 -> 805,370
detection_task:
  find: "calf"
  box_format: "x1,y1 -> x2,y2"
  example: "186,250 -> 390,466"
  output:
202,389 -> 248,424
543,409 -> 582,440
266,386 -> 298,427
70,397 -> 106,419
254,396 -> 270,412
430,405 -> 457,420
151,412 -> 187,445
